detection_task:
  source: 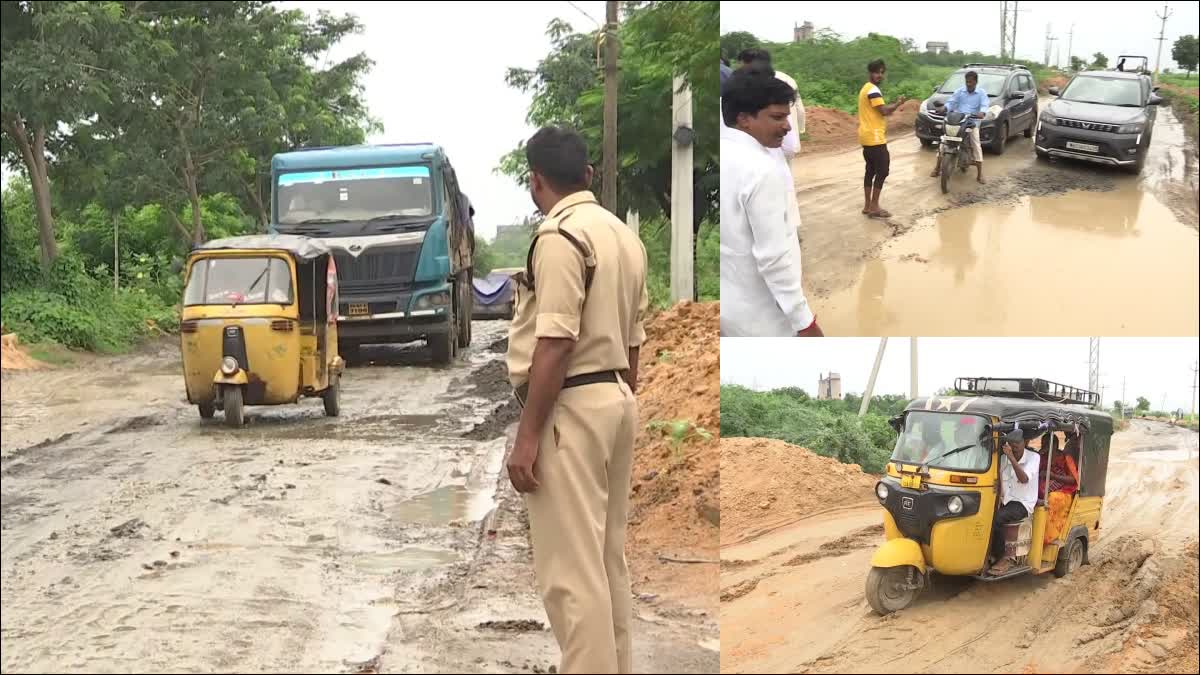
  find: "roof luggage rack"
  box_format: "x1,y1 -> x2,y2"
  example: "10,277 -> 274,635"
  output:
962,63 -> 1026,70
954,377 -> 1099,407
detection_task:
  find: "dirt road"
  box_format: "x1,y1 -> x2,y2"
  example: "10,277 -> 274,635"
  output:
1,325 -> 718,673
793,101 -> 1200,336
720,420 -> 1199,674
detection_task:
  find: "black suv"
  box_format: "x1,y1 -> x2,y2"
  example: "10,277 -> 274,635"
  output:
1035,70 -> 1165,174
915,64 -> 1038,154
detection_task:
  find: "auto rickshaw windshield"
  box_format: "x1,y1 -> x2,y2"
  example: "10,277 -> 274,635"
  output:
185,256 -> 294,306
892,411 -> 991,472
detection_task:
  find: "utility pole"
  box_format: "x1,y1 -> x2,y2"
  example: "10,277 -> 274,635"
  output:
1000,2 -> 1021,61
1067,24 -> 1075,70
860,338 -> 888,417
1044,24 -> 1058,68
1122,376 -> 1127,409
1088,337 -> 1101,399
1000,1 -> 1007,61
113,214 -> 120,294
910,337 -> 918,399
670,74 -> 694,302
1190,361 -> 1198,417
1154,3 -> 1173,77
602,0 -> 619,213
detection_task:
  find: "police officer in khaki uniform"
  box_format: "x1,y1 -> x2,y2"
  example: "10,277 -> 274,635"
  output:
505,126 -> 649,674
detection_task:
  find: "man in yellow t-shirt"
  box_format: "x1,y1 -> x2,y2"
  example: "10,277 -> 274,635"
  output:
857,59 -> 907,219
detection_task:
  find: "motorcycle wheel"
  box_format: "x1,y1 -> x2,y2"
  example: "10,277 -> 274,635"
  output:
940,153 -> 953,194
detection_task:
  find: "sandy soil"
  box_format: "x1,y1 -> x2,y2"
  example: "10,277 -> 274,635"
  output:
0,317 -> 718,673
790,98 -> 1199,336
720,420 -> 1200,674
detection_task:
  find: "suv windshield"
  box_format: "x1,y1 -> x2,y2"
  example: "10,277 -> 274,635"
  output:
184,257 -> 293,306
939,72 -> 1008,97
891,411 -> 991,472
1060,76 -> 1144,106
275,165 -> 435,236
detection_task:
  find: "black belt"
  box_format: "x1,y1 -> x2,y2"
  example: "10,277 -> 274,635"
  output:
514,370 -> 619,407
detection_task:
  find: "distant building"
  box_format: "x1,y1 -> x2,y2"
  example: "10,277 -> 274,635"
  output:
794,21 -> 814,43
926,41 -> 950,54
818,372 -> 842,400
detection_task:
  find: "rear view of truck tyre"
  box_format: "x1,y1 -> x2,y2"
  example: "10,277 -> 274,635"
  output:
457,271 -> 473,349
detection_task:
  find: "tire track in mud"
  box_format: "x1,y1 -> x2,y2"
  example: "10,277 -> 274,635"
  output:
720,525 -> 884,604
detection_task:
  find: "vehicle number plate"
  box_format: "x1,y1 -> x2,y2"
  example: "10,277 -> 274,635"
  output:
1066,141 -> 1099,153
348,303 -> 369,316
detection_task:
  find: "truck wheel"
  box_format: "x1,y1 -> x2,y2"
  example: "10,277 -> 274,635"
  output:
431,319 -> 457,364
866,566 -> 920,615
198,403 -> 215,419
457,274 -> 473,349
322,375 -> 341,417
1054,537 -> 1084,578
223,385 -> 244,428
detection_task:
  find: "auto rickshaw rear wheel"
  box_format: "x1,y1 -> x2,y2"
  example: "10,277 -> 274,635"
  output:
223,385 -> 245,428
198,403 -> 215,419
1054,537 -> 1084,578
866,565 -> 920,615
323,375 -> 341,417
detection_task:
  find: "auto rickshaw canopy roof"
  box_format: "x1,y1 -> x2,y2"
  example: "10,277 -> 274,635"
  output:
904,395 -> 1112,433
192,234 -> 332,261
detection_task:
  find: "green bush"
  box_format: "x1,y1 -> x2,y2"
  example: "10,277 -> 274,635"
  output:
721,384 -> 899,473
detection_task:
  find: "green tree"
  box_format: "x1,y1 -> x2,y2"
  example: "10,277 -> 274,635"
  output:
1,0 -> 125,270
720,31 -> 759,62
1135,396 -> 1151,414
1172,35 -> 1199,78
1091,52 -> 1109,70
1070,55 -> 1087,72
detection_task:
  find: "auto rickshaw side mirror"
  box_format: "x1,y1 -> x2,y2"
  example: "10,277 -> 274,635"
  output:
888,415 -> 903,433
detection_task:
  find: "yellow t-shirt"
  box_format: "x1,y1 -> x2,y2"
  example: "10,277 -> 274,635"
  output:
858,82 -> 887,147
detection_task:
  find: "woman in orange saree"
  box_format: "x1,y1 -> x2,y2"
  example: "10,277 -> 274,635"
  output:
1044,437 -> 1080,545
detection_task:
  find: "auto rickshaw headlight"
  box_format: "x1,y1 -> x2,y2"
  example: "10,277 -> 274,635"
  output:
875,482 -> 889,502
947,495 -> 964,514
221,356 -> 239,375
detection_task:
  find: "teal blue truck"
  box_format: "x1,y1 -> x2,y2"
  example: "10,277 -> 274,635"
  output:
269,144 -> 475,363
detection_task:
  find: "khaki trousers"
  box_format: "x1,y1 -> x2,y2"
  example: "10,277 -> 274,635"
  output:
523,380 -> 638,674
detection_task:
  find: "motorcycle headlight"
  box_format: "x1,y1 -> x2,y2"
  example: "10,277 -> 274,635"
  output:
1117,122 -> 1145,134
875,482 -> 889,502
221,356 -> 239,375
1039,111 -> 1057,126
945,125 -> 961,135
947,495 -> 964,515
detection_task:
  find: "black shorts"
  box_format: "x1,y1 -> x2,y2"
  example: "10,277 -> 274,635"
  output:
862,144 -> 890,189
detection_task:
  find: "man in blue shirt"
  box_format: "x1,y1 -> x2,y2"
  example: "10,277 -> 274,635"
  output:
931,70 -> 990,184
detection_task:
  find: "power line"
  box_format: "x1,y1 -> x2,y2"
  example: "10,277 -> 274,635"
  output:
566,1 -> 600,27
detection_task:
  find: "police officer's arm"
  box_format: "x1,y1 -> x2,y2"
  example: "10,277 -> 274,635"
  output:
624,242 -> 650,393
510,232 -> 586,489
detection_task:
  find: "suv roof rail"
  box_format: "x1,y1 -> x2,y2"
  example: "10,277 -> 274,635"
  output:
962,63 -> 1027,70
954,377 -> 1099,407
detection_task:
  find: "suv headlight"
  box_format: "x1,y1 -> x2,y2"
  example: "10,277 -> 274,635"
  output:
1039,110 -> 1057,125
1117,122 -> 1145,134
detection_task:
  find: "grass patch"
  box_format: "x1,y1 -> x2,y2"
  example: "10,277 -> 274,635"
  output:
26,343 -> 77,366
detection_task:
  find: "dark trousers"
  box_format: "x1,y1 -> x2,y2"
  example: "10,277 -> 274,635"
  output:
991,501 -> 1029,559
862,144 -> 891,190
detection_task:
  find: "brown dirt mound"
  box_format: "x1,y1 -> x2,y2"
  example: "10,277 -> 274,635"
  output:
801,100 -> 921,155
1039,75 -> 1068,94
1,332 -> 43,371
626,300 -> 719,609
720,437 -> 877,546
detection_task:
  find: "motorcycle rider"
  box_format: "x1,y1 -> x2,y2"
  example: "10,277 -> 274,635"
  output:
931,70 -> 989,184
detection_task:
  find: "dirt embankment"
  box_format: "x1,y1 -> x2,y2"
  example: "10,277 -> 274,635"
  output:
0,331 -> 43,371
801,100 -> 921,155
1039,74 -> 1069,94
720,437 -> 877,546
627,300 -> 720,608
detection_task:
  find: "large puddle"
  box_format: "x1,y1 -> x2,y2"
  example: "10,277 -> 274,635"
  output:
819,183 -> 1199,336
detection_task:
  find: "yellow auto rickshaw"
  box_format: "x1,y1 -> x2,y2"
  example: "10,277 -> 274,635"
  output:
180,235 -> 344,426
866,377 -> 1112,614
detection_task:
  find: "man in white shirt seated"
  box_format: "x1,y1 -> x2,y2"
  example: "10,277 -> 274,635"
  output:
720,68 -> 822,337
990,428 -> 1041,575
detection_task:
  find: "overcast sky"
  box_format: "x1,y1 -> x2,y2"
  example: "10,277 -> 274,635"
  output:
721,1 -> 1200,72
283,1 -> 609,239
720,338 -> 1200,412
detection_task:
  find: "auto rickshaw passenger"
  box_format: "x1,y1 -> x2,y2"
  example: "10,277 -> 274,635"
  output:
1044,435 -> 1081,544
990,428 -> 1041,575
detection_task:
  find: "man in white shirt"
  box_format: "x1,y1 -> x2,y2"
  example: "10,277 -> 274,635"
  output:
720,69 -> 822,337
990,428 -> 1040,575
735,49 -> 806,160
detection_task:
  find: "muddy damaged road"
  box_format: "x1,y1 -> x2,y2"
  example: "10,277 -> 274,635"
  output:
794,100 -> 1199,336
1,323 -> 717,674
719,420 -> 1199,674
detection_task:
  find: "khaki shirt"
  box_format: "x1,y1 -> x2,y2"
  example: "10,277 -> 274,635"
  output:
506,191 -> 648,389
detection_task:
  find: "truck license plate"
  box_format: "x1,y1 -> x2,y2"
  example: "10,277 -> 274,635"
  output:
1066,141 -> 1099,153
348,303 -> 369,316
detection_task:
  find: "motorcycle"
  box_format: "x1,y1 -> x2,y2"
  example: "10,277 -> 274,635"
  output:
936,110 -> 984,194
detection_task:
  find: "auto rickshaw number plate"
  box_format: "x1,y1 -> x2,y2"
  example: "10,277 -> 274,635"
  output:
349,303 -> 369,316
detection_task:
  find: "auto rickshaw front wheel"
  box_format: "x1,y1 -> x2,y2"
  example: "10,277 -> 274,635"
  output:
866,565 -> 921,615
222,385 -> 245,428
323,375 -> 341,417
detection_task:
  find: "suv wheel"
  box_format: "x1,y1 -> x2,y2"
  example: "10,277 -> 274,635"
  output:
992,121 -> 1008,154
1024,108 -> 1036,138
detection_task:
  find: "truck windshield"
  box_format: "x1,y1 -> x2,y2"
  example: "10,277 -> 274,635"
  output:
184,257 -> 293,306
1060,76 -> 1144,107
275,165 -> 435,236
891,411 -> 991,472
